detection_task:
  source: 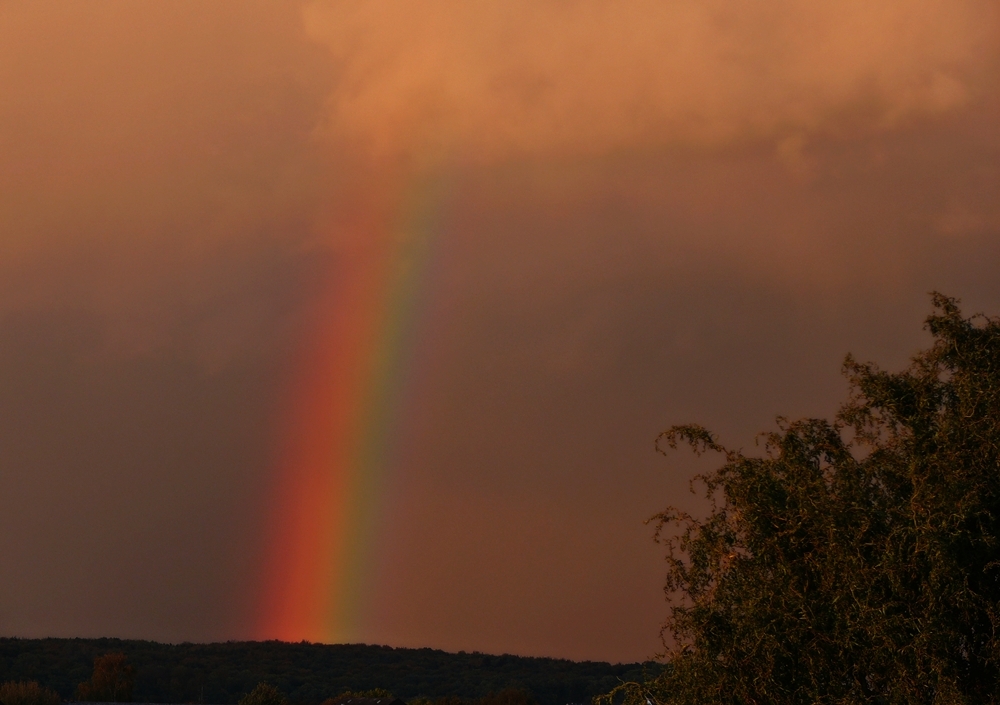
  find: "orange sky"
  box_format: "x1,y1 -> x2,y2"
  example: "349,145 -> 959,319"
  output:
0,0 -> 999,663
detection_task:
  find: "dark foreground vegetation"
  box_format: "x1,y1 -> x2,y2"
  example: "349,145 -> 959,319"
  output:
0,638 -> 653,705
603,294 -> 1000,705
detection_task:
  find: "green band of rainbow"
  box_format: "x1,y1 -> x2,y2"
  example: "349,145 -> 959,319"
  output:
259,172 -> 447,642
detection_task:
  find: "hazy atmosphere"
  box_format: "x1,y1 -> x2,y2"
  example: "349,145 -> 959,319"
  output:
1,0 -> 999,664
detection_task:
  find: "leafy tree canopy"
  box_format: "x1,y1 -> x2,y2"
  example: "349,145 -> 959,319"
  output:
325,689 -> 395,704
348,691 -> 393,699
0,681 -> 59,705
240,683 -> 289,705
0,638 -> 643,705
606,294 -> 1000,705
77,653 -> 135,703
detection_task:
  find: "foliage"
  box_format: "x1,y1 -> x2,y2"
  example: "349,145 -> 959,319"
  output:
76,653 -> 134,703
477,689 -> 536,705
407,697 -> 447,705
405,689 -> 535,705
0,681 -> 60,705
322,689 -> 394,705
240,683 -> 289,705
601,294 -> 1000,705
0,638 -> 650,705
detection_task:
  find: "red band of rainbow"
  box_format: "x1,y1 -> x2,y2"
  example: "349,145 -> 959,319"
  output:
258,172 -> 447,642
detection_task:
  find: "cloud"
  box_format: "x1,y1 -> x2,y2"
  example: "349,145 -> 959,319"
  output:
303,0 -> 999,160
0,0 -> 346,362
0,1 -> 333,265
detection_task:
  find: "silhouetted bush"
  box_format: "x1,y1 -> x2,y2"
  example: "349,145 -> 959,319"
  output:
322,690 -> 394,705
478,689 -> 536,705
76,653 -> 134,702
0,681 -> 60,705
603,294 -> 1000,704
0,637 -> 646,705
240,683 -> 288,705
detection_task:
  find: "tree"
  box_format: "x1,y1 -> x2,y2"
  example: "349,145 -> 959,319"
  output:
239,683 -> 288,705
604,294 -> 1000,705
76,653 -> 134,703
477,689 -> 537,705
405,691 -> 535,705
324,689 -> 394,705
0,681 -> 59,705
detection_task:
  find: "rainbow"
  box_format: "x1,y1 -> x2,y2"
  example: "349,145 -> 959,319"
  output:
258,170 -> 448,643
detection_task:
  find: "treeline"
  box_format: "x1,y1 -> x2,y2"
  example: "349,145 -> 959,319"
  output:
0,639 -> 658,705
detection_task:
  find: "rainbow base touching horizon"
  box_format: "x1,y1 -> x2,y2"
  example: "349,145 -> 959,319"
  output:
258,172 -> 447,643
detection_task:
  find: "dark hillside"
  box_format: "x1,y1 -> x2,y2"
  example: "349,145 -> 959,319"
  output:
0,638 -> 657,705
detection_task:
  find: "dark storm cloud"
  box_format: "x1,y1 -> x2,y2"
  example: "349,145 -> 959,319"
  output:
363,110 -> 1000,659
0,244 -> 335,640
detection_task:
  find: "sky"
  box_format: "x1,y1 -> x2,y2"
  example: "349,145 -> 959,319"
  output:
1,0 -> 999,665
